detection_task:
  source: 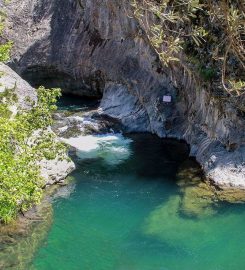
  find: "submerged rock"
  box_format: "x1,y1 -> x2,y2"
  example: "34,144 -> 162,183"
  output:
142,194 -> 245,251
177,160 -> 217,218
180,184 -> 217,219
176,160 -> 245,218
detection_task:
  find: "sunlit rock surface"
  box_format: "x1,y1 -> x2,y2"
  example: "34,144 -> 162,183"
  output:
0,63 -> 37,109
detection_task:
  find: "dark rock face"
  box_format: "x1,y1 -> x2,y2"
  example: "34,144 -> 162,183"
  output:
3,0 -> 245,187
3,0 -> 170,101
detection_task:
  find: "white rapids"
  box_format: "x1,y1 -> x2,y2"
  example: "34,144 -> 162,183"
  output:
61,133 -> 132,166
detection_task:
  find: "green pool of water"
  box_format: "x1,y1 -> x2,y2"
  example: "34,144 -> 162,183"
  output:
30,134 -> 245,270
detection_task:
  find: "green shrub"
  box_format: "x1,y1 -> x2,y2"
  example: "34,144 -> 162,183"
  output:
0,86 -> 65,223
0,41 -> 12,62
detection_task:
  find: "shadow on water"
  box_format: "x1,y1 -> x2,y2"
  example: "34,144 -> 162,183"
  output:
56,93 -> 100,112
126,134 -> 190,179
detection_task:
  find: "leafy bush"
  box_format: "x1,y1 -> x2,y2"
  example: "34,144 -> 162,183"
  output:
0,86 -> 65,223
0,41 -> 12,62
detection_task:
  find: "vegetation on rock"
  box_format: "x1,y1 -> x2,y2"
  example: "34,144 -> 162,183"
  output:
0,9 -> 12,62
0,86 -> 65,223
132,0 -> 245,97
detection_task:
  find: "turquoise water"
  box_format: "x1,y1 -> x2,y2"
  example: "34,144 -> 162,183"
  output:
31,134 -> 245,270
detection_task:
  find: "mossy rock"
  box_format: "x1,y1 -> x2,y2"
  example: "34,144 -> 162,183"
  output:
179,183 -> 217,219
177,159 -> 217,218
216,188 -> 245,204
177,159 -> 245,218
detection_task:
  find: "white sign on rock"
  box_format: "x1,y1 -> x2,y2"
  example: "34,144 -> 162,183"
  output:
163,95 -> 172,102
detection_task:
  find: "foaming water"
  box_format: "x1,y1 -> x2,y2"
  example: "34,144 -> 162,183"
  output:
62,134 -> 132,166
29,133 -> 245,270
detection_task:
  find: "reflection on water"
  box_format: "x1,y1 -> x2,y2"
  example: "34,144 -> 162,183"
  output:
0,182 -> 75,270
0,201 -> 53,270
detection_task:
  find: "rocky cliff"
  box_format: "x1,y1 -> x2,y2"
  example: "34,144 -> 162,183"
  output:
2,0 -> 245,188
